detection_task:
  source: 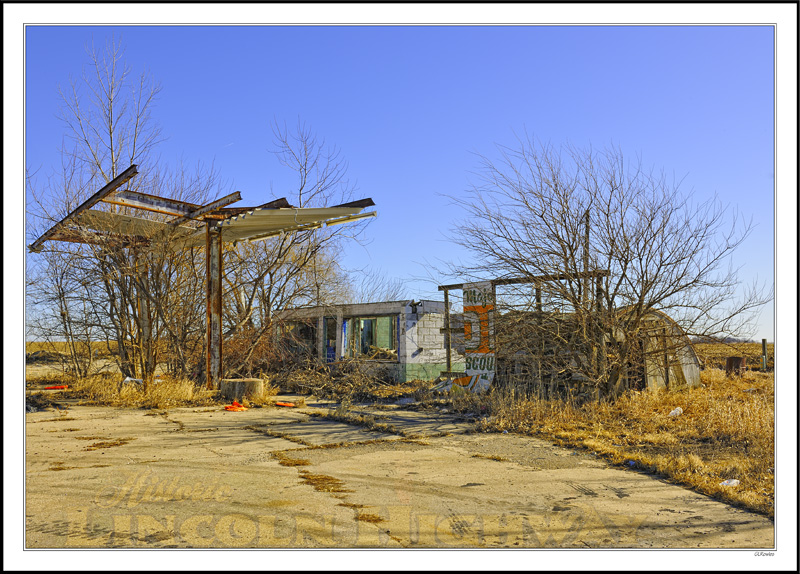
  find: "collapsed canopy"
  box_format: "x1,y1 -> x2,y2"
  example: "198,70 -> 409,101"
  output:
27,165 -> 376,252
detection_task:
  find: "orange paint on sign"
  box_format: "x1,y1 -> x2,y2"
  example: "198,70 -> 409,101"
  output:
464,304 -> 494,354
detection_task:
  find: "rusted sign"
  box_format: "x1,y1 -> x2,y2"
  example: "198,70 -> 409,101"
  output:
459,281 -> 495,392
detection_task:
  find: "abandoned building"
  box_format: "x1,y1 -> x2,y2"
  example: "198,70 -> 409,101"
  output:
276,274 -> 702,399
490,308 -> 702,398
276,300 -> 464,383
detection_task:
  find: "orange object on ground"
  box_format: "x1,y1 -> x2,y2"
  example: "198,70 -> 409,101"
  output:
274,402 -> 296,408
224,400 -> 248,411
44,385 -> 68,390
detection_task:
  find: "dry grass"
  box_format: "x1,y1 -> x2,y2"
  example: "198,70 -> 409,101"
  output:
297,470 -> 352,493
475,368 -> 775,517
83,438 -> 135,451
471,453 -> 509,462
317,401 -> 403,436
36,373 -> 222,409
355,513 -> 385,524
26,340 -> 117,356
694,342 -> 773,371
271,452 -> 311,467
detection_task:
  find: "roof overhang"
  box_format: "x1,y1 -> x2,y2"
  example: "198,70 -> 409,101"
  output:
27,164 -> 377,252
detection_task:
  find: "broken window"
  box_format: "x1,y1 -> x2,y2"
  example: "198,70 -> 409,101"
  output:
345,315 -> 398,360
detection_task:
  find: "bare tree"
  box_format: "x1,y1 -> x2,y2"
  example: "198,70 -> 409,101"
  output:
449,135 -> 772,398
26,38 -> 219,383
347,267 -> 407,304
26,41 -> 375,384
219,120 -> 371,377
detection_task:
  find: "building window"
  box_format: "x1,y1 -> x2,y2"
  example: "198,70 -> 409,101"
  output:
346,315 -> 398,360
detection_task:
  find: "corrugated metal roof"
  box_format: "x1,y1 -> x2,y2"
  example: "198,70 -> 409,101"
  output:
174,206 -> 373,247
75,209 -> 197,238
62,205 -> 375,249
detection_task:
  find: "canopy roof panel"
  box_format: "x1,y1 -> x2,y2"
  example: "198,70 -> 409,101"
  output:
27,164 -> 377,253
178,206 -> 376,248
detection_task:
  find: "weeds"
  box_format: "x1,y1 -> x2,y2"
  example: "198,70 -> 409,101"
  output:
53,373 -> 221,409
471,368 -> 774,517
297,470 -> 352,493
84,438 -> 135,451
271,452 -> 311,467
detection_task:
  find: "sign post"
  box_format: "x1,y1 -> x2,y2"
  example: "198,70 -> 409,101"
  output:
459,281 -> 495,393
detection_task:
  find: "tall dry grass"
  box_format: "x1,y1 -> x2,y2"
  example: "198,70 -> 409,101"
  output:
473,368 -> 775,517
65,374 -> 219,409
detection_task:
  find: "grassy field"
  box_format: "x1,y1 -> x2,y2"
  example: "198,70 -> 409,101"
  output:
694,342 -> 774,371
26,340 -> 119,359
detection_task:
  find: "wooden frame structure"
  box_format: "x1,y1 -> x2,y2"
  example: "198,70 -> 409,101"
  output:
28,164 -> 377,389
437,271 -> 611,379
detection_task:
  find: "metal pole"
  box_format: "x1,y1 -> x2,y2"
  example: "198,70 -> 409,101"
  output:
762,338 -> 768,371
443,288 -> 451,372
206,222 -> 223,390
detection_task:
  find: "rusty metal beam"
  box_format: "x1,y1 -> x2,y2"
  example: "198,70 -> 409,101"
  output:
437,271 -> 611,292
206,222 -> 223,390
102,190 -> 199,217
255,197 -> 293,209
169,191 -> 242,227
28,165 -> 139,253
331,198 -> 375,209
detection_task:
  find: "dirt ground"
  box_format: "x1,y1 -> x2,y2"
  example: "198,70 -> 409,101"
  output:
24,390 -> 774,551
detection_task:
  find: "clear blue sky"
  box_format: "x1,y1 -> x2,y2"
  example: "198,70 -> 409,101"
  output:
24,25 -> 776,339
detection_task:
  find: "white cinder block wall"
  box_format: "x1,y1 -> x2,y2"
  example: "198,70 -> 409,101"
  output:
400,302 -> 449,378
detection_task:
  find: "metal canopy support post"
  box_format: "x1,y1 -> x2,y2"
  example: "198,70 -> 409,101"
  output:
443,288 -> 451,372
206,222 -> 223,389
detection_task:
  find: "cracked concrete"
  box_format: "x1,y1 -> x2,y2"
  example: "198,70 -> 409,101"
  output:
25,397 -> 774,548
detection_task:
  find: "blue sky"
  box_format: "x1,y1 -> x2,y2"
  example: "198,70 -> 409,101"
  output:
24,24 -> 776,339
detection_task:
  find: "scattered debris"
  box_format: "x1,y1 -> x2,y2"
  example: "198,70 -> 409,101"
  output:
720,479 -> 740,487
668,407 -> 683,417
44,385 -> 68,390
224,400 -> 248,412
274,401 -> 296,408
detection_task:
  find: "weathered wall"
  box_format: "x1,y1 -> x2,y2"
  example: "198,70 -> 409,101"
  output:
398,301 -> 457,382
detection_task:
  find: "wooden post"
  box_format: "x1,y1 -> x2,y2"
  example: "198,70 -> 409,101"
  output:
316,315 -> 325,365
206,222 -> 223,389
597,275 -> 607,396
535,285 -> 543,393
583,209 -> 590,309
443,288 -> 451,372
